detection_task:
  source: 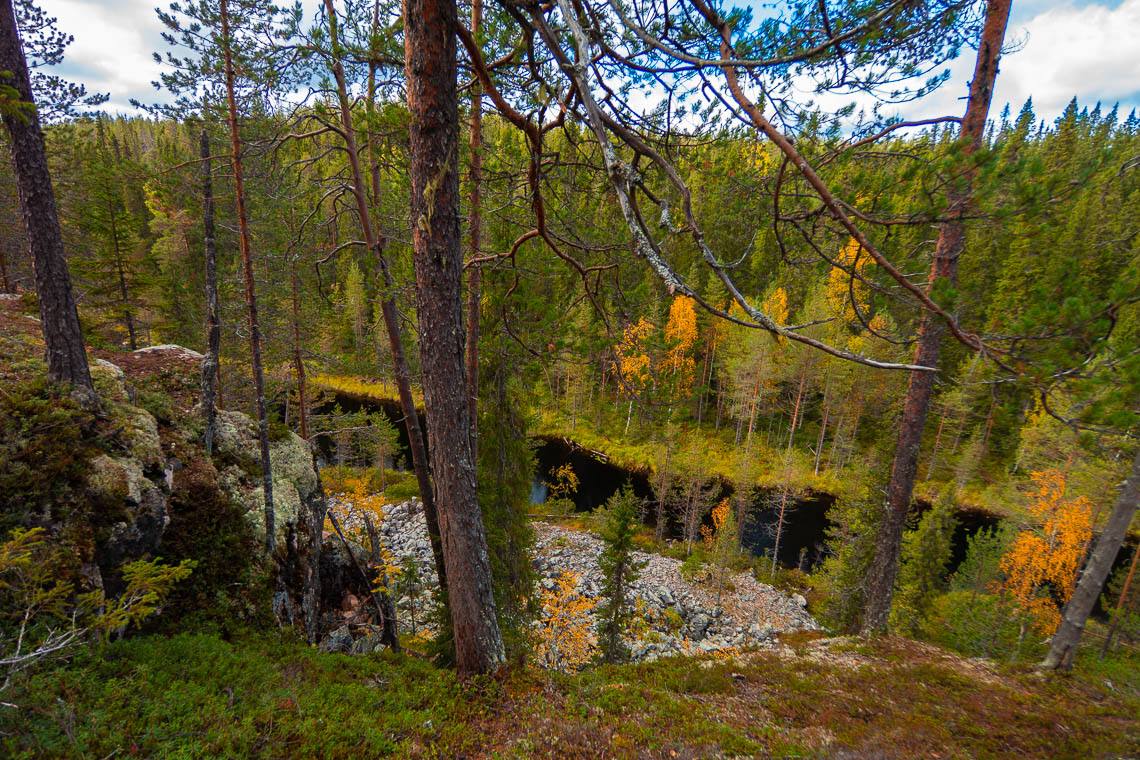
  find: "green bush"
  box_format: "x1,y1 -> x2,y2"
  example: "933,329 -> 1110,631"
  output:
679,548 -> 709,583
383,475 -> 420,503
890,496 -> 958,636
815,497 -> 882,632
1,527 -> 192,693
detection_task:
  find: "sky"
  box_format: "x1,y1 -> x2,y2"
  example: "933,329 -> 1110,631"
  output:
35,0 -> 1140,124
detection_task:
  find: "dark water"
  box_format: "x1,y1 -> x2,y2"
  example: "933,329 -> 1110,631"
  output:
532,435 -> 1005,573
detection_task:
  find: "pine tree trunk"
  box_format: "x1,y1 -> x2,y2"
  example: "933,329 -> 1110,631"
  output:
199,130 -> 221,455
364,513 -> 401,651
861,0 -> 1011,634
290,257 -> 308,441
925,409 -> 947,480
771,462 -> 791,579
0,0 -> 95,404
826,411 -> 842,471
815,399 -> 830,476
1042,445 -> 1140,669
104,198 -> 137,351
0,238 -> 11,292
404,0 -> 504,674
787,364 -> 807,450
220,0 -> 275,553
696,337 -> 713,424
322,0 -> 449,596
465,0 -> 482,458
746,366 -> 762,447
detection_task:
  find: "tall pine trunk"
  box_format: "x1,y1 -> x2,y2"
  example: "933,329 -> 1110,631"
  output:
861,0 -> 1011,633
465,0 -> 483,457
1042,445 -> 1140,669
220,0 -> 275,553
290,257 -> 308,441
0,0 -> 95,404
199,130 -> 221,454
321,0 -> 449,596
404,0 -> 504,674
0,238 -> 11,292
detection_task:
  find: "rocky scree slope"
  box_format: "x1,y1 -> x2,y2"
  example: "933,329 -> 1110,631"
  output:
324,497 -> 818,661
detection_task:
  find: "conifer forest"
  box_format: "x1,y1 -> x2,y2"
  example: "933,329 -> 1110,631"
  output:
1,0 -> 1139,755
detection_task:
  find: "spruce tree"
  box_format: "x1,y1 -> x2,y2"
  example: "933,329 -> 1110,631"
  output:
596,483 -> 645,664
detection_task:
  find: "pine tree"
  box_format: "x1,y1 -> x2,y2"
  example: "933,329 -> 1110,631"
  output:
405,0 -> 504,673
864,0 -> 1013,634
477,344 -> 535,657
73,118 -> 150,350
147,0 -> 295,553
0,0 -> 95,404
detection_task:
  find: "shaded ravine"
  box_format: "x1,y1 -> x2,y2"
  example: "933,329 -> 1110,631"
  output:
312,390 -> 1134,585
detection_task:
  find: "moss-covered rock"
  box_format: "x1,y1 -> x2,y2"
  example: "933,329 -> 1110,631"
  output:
116,405 -> 163,472
210,408 -> 320,551
88,455 -> 132,504
247,479 -> 302,549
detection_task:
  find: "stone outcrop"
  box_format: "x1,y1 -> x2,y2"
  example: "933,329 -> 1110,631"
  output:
85,356 -> 325,628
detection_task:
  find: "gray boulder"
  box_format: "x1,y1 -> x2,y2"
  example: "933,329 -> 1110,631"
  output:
319,625 -> 353,653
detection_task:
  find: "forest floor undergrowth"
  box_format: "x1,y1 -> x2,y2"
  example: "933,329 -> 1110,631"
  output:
2,629 -> 1137,759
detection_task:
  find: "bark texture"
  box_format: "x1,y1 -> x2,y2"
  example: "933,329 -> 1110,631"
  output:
0,0 -> 95,404
220,0 -> 275,553
290,257 -> 309,441
199,130 -> 221,455
1041,446 -> 1140,669
404,0 -> 504,674
861,0 -> 1012,634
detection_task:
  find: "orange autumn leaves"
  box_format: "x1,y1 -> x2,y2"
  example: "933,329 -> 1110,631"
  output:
997,470 -> 1094,635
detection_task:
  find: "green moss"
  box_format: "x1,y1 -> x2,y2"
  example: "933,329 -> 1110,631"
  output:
136,388 -> 176,425
0,378 -> 102,533
0,632 -> 491,760
1,631 -> 1136,759
156,457 -> 271,632
268,417 -> 292,443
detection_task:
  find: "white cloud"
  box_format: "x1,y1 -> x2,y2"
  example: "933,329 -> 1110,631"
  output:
884,0 -> 1140,123
39,0 -> 169,112
994,0 -> 1140,117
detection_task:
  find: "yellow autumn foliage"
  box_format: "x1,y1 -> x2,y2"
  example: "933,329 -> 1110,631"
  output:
663,295 -> 698,396
310,372 -> 423,405
533,570 -> 597,671
827,238 -> 871,324
615,317 -> 654,394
